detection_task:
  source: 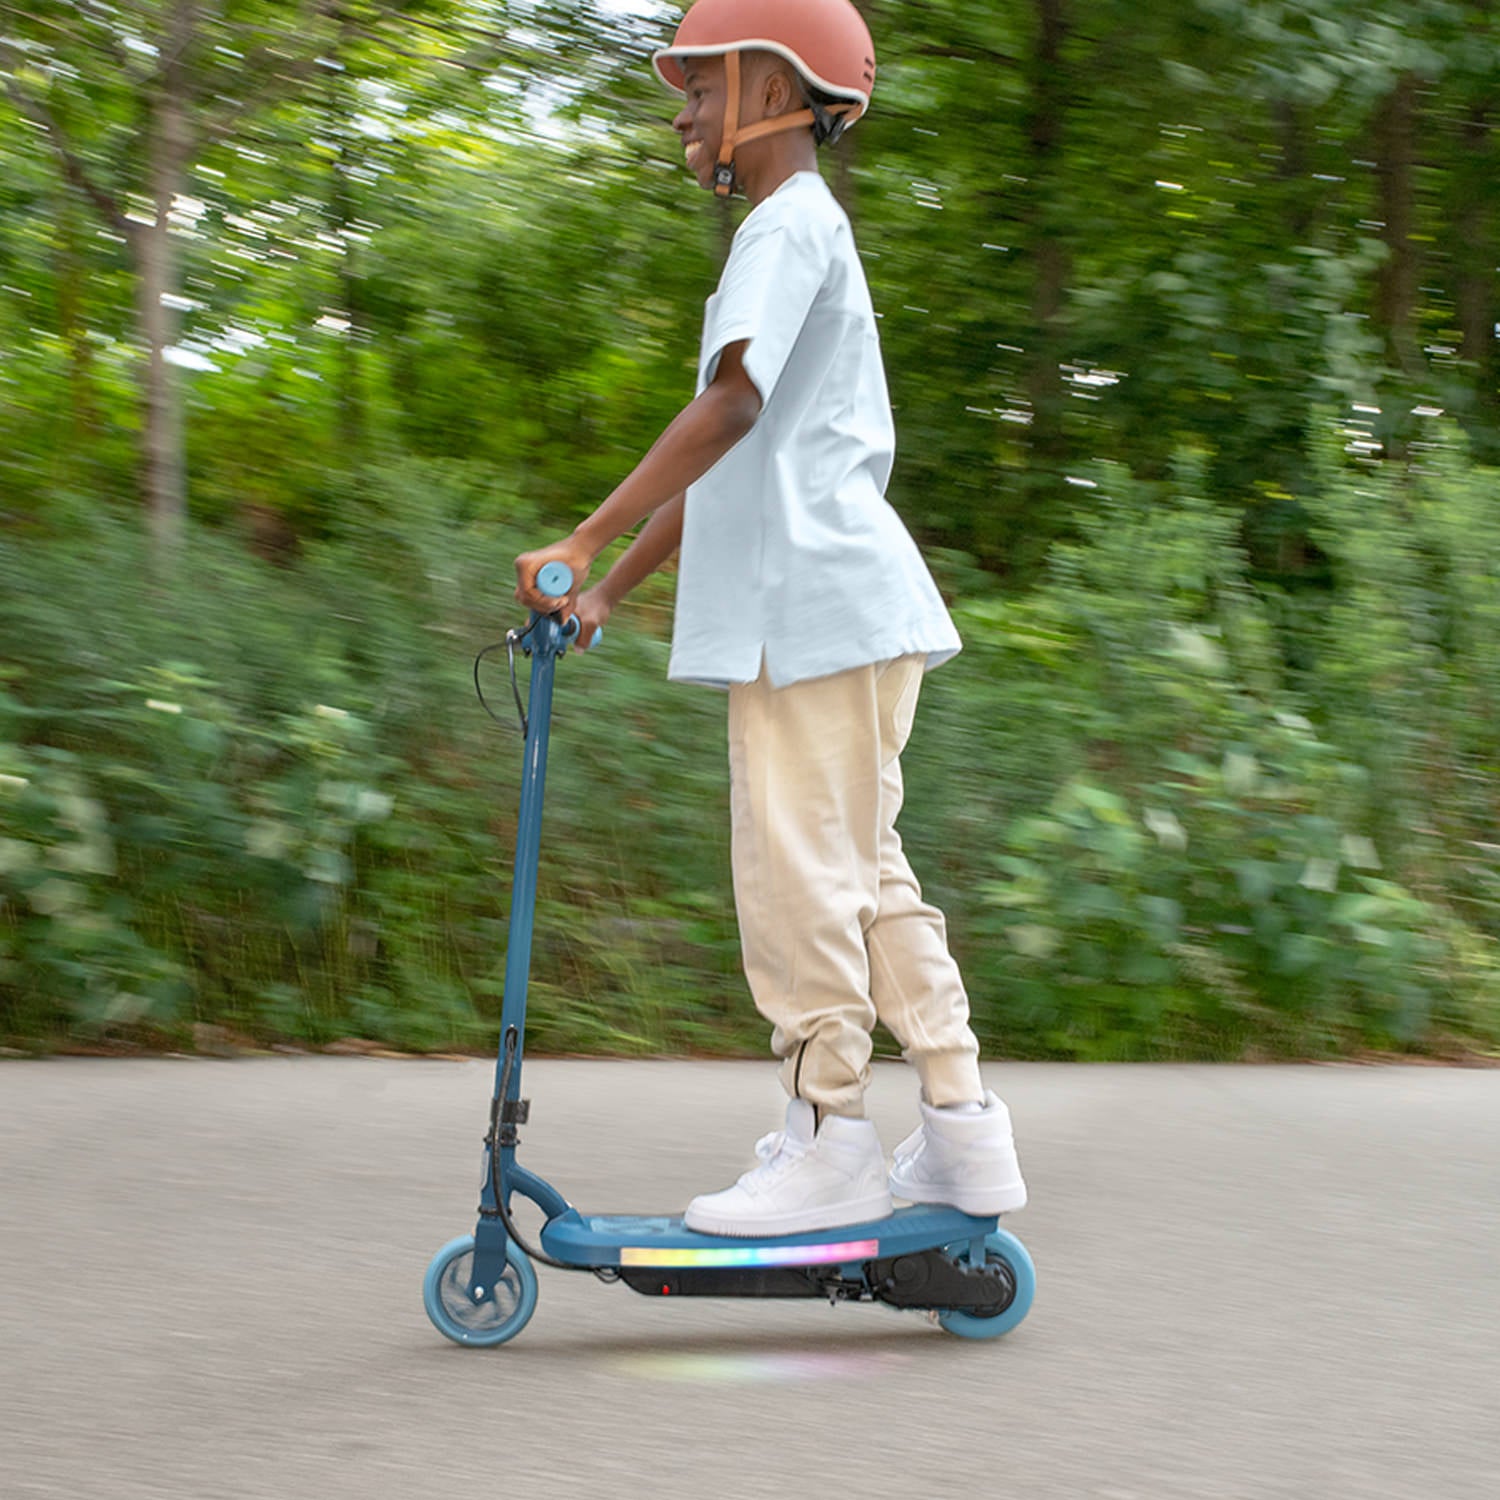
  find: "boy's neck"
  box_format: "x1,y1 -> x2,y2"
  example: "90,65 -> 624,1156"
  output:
737,135 -> 820,206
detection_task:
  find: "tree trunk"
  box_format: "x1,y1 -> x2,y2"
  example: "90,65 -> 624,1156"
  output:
136,0 -> 198,561
135,221 -> 185,559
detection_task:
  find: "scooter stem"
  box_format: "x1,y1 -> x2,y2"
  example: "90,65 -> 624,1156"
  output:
492,609 -> 571,1128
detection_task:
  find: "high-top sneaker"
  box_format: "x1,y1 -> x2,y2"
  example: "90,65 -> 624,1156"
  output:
684,1099 -> 894,1237
888,1091 -> 1028,1215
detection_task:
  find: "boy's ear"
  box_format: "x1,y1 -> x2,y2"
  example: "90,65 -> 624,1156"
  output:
763,63 -> 798,117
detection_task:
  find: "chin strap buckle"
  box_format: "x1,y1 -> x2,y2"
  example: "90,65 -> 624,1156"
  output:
808,98 -> 848,146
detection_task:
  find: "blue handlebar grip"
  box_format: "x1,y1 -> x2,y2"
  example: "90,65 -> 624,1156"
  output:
536,561 -> 573,598
561,618 -> 603,650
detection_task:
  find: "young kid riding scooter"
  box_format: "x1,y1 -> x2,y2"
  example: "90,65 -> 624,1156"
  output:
422,566 -> 1036,1346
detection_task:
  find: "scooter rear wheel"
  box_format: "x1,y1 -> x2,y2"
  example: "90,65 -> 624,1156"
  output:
935,1229 -> 1035,1340
423,1234 -> 538,1347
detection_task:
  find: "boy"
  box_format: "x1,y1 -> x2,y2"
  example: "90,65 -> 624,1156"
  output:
514,0 -> 1026,1237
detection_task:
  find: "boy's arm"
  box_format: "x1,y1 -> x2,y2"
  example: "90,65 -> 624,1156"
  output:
570,493 -> 684,649
595,492 -> 685,608
515,341 -> 759,612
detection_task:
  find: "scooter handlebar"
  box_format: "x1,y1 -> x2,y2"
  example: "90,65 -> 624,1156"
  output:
532,560 -> 601,650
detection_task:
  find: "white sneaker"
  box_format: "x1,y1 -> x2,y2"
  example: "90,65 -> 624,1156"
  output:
684,1100 -> 894,1237
888,1090 -> 1028,1215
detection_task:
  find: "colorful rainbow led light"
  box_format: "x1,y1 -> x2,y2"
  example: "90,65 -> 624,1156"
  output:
619,1239 -> 880,1269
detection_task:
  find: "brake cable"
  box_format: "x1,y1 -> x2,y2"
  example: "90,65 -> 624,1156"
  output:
473,629 -> 529,736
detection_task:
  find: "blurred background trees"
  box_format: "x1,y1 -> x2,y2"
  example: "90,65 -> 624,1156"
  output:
2,0 -> 1498,1058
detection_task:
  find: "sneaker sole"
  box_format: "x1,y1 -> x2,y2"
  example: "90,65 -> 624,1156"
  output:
683,1189 -> 895,1239
887,1171 -> 1028,1217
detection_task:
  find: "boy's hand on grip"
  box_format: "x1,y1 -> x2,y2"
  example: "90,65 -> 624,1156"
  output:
515,538 -> 592,616
572,586 -> 612,651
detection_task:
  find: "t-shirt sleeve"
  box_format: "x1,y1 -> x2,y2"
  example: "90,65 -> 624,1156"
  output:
700,209 -> 832,406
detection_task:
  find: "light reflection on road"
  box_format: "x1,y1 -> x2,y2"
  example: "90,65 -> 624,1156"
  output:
608,1349 -> 914,1383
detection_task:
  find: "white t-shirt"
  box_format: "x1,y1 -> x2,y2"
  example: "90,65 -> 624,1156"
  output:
667,170 -> 962,690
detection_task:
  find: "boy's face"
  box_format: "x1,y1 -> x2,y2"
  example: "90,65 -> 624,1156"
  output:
674,57 -> 728,192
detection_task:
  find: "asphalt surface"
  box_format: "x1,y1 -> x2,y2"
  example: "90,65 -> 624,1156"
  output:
2,1056 -> 1497,1499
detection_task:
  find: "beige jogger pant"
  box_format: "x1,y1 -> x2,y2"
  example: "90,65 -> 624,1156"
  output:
727,654 -> 984,1116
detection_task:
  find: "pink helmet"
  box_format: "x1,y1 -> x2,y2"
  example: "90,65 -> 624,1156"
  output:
653,0 -> 877,195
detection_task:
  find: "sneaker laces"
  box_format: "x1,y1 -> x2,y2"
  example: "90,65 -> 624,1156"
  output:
754,1129 -> 786,1163
742,1129 -> 812,1188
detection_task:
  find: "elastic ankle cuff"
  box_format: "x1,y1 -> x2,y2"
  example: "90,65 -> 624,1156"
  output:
913,1052 -> 985,1109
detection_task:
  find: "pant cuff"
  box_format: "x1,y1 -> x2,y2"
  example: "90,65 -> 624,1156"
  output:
911,1050 -> 985,1108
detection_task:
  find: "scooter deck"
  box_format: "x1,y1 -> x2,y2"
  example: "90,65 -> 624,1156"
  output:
539,1204 -> 998,1268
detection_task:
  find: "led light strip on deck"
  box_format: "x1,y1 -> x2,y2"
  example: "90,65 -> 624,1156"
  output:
619,1239 -> 880,1269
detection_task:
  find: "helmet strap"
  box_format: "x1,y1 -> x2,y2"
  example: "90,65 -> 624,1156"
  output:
714,48 -> 857,198
713,49 -> 741,197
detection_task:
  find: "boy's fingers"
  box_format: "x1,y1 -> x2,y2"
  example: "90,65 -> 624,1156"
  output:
513,561 -> 552,609
519,586 -> 576,616
513,551 -> 587,614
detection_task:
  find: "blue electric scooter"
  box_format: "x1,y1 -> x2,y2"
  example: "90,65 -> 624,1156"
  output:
422,563 -> 1036,1346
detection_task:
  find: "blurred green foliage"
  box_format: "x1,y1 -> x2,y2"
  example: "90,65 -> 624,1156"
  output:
2,1 -> 1499,1056
3,452 -> 1497,1057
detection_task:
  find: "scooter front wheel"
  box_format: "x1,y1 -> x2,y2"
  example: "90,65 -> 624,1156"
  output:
423,1234 -> 538,1347
935,1229 -> 1036,1340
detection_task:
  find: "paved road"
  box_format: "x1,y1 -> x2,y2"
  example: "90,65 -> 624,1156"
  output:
2,1057 -> 1496,1499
